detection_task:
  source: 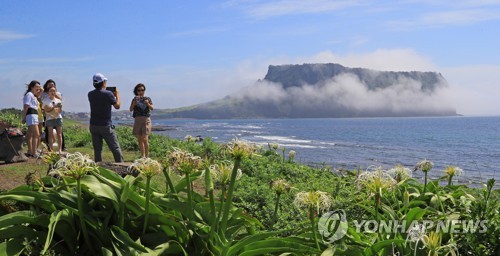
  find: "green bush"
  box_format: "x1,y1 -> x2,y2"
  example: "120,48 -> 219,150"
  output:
0,151 -> 320,255
0,108 -> 25,129
64,124 -> 92,147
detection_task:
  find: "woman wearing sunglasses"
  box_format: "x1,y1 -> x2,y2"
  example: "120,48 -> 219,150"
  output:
129,83 -> 154,158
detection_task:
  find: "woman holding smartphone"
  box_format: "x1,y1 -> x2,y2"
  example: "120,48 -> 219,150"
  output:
41,79 -> 66,151
42,86 -> 63,153
129,83 -> 154,158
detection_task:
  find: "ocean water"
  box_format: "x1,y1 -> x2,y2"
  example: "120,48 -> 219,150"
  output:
152,116 -> 500,187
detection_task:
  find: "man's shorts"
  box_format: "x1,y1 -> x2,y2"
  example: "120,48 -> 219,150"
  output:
26,114 -> 39,126
46,118 -> 63,127
133,116 -> 151,136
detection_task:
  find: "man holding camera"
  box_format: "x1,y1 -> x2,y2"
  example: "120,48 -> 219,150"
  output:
88,73 -> 124,162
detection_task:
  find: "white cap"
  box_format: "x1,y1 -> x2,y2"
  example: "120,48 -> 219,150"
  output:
93,73 -> 107,84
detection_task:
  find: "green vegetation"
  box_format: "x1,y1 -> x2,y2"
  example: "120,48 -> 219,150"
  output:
0,109 -> 498,255
0,108 -> 26,129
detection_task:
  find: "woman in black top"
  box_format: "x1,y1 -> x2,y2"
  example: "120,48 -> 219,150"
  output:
129,83 -> 154,158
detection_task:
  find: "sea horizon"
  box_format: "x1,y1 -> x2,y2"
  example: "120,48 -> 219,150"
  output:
140,116 -> 499,188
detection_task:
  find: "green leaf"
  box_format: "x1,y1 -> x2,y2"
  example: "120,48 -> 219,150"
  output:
143,240 -> 187,256
0,191 -> 56,212
0,238 -> 25,256
81,175 -> 120,211
51,210 -> 79,252
110,226 -> 149,254
174,172 -> 203,192
239,238 -> 321,256
43,209 -> 66,254
0,210 -> 49,228
405,207 -> 426,228
101,247 -> 114,256
321,247 -> 335,256
120,176 -> 137,204
95,167 -> 128,187
155,197 -> 195,218
365,239 -> 405,254
380,204 -> 397,220
407,200 -> 427,208
426,180 -> 440,193
46,190 -> 79,213
0,225 -> 38,240
224,230 -> 283,255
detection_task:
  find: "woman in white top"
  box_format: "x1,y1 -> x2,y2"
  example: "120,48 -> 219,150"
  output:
41,79 -> 65,151
42,87 -> 63,153
22,80 -> 42,157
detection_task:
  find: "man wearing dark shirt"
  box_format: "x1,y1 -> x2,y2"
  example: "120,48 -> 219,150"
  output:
88,73 -> 124,162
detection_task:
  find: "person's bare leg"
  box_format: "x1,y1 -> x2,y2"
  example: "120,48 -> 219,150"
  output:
27,126 -> 33,155
48,126 -> 55,151
143,135 -> 149,158
137,135 -> 145,158
37,123 -> 43,151
56,126 -> 63,153
28,125 -> 39,155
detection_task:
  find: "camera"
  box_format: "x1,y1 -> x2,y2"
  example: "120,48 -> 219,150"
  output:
106,86 -> 117,92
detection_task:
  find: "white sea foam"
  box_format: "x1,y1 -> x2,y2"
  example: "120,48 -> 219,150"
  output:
202,123 -> 228,128
280,143 -> 325,149
252,142 -> 322,149
254,135 -> 312,144
224,124 -> 263,129
240,129 -> 263,135
319,142 -> 336,146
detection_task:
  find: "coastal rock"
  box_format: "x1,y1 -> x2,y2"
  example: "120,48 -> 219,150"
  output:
154,63 -> 457,119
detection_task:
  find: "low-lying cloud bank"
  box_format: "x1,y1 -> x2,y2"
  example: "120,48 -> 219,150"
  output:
234,72 -> 454,116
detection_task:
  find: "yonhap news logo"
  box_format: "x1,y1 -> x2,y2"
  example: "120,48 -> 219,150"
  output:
318,209 -> 488,245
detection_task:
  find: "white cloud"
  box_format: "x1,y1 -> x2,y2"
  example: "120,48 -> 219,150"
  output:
420,9 -> 500,25
406,0 -> 500,8
441,65 -> 500,116
225,49 -> 499,116
234,71 -> 453,115
385,0 -> 500,30
388,8 -> 500,30
0,56 -> 95,67
231,0 -> 500,28
230,0 -> 366,19
0,30 -> 34,42
26,57 -> 95,63
1,49 -> 499,116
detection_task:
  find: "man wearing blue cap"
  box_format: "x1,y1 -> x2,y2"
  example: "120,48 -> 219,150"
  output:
88,73 -> 124,162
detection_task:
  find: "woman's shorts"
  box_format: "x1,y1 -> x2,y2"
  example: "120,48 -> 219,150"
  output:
26,114 -> 39,126
133,116 -> 151,136
46,118 -> 63,127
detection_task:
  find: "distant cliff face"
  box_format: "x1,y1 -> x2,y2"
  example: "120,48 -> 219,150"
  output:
155,63 -> 456,119
264,63 -> 445,92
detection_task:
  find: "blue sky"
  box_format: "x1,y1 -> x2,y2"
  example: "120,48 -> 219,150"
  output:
1,0 -> 500,115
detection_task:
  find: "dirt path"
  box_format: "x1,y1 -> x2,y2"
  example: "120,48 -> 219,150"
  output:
0,158 -> 136,191
0,158 -> 41,190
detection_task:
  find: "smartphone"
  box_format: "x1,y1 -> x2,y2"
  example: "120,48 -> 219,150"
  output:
106,86 -> 117,92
